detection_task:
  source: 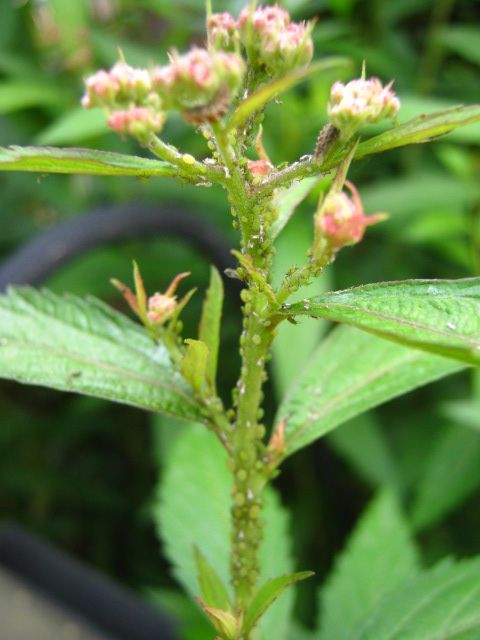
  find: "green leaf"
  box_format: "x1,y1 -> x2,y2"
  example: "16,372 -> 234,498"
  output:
227,58 -> 351,131
194,547 -> 232,611
243,571 -> 314,635
277,325 -> 464,457
0,146 -> 176,177
437,25 -> 480,67
182,339 -> 209,393
0,81 -> 65,113
327,413 -> 401,491
198,266 -> 224,391
270,176 -> 320,240
281,279 -> 480,366
0,287 -> 202,422
410,425 -> 480,531
35,108 -> 110,145
441,399 -> 480,432
318,491 -> 419,640
155,425 -> 294,640
353,558 -> 480,639
352,105 -> 480,161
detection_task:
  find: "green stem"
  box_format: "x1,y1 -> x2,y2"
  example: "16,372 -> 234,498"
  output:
145,133 -> 226,185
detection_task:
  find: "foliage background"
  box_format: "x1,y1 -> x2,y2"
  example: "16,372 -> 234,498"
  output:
0,0 -> 479,635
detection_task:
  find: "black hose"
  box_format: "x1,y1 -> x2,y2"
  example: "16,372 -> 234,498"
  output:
0,202 -> 236,290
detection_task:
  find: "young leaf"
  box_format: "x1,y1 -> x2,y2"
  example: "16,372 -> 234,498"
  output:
0,145 -> 177,177
277,325 -> 464,457
0,81 -> 64,114
155,425 -> 294,640
194,547 -> 232,611
323,104 -> 480,169
280,278 -> 480,366
354,558 -> 480,639
410,424 -> 480,531
0,287 -> 202,422
35,108 -> 110,145
318,491 -> 419,640
182,339 -> 209,393
198,266 -> 224,392
243,571 -> 314,635
227,58 -> 350,131
270,176 -> 320,240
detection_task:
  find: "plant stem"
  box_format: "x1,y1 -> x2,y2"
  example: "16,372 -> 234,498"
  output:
145,133 -> 226,185
212,122 -> 277,614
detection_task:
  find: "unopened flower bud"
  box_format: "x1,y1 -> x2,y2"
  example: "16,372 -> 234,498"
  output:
327,77 -> 400,139
82,69 -> 119,107
247,159 -> 273,180
107,106 -> 166,136
147,292 -> 178,324
208,12 -> 238,49
152,47 -> 245,122
315,181 -> 387,253
238,4 -> 313,76
109,61 -> 152,101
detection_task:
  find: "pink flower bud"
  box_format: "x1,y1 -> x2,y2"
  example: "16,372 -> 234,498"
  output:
315,181 -> 387,252
152,47 -> 245,121
147,293 -> 178,324
247,159 -> 273,179
238,4 -> 313,75
107,106 -> 165,136
208,12 -> 238,49
328,77 -> 400,138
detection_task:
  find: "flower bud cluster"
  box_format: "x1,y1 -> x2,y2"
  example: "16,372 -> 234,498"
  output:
238,4 -> 313,75
207,12 -> 238,50
82,61 -> 165,137
327,77 -> 400,139
152,47 -> 245,122
315,181 -> 386,253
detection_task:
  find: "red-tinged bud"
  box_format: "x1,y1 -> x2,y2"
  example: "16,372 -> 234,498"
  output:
248,159 -> 273,179
109,61 -> 152,101
315,181 -> 387,253
238,4 -> 313,76
268,419 -> 286,457
328,77 -> 400,139
152,47 -> 245,122
147,293 -> 178,324
107,106 -> 166,136
146,271 -> 191,326
208,12 -> 238,49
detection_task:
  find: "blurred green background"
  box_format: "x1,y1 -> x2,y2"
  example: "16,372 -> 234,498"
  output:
0,0 -> 479,635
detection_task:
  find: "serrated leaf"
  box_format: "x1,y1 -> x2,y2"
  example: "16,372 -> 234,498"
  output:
353,558 -> 480,639
0,287 -> 202,422
227,58 -> 351,131
155,425 -> 294,640
351,104 -> 480,162
318,491 -> 419,640
194,547 -> 232,611
270,176 -> 319,240
277,325 -> 464,457
0,145 -> 176,177
243,571 -> 314,635
198,266 -> 223,391
281,279 -> 480,366
410,425 -> 480,531
182,339 -> 209,393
